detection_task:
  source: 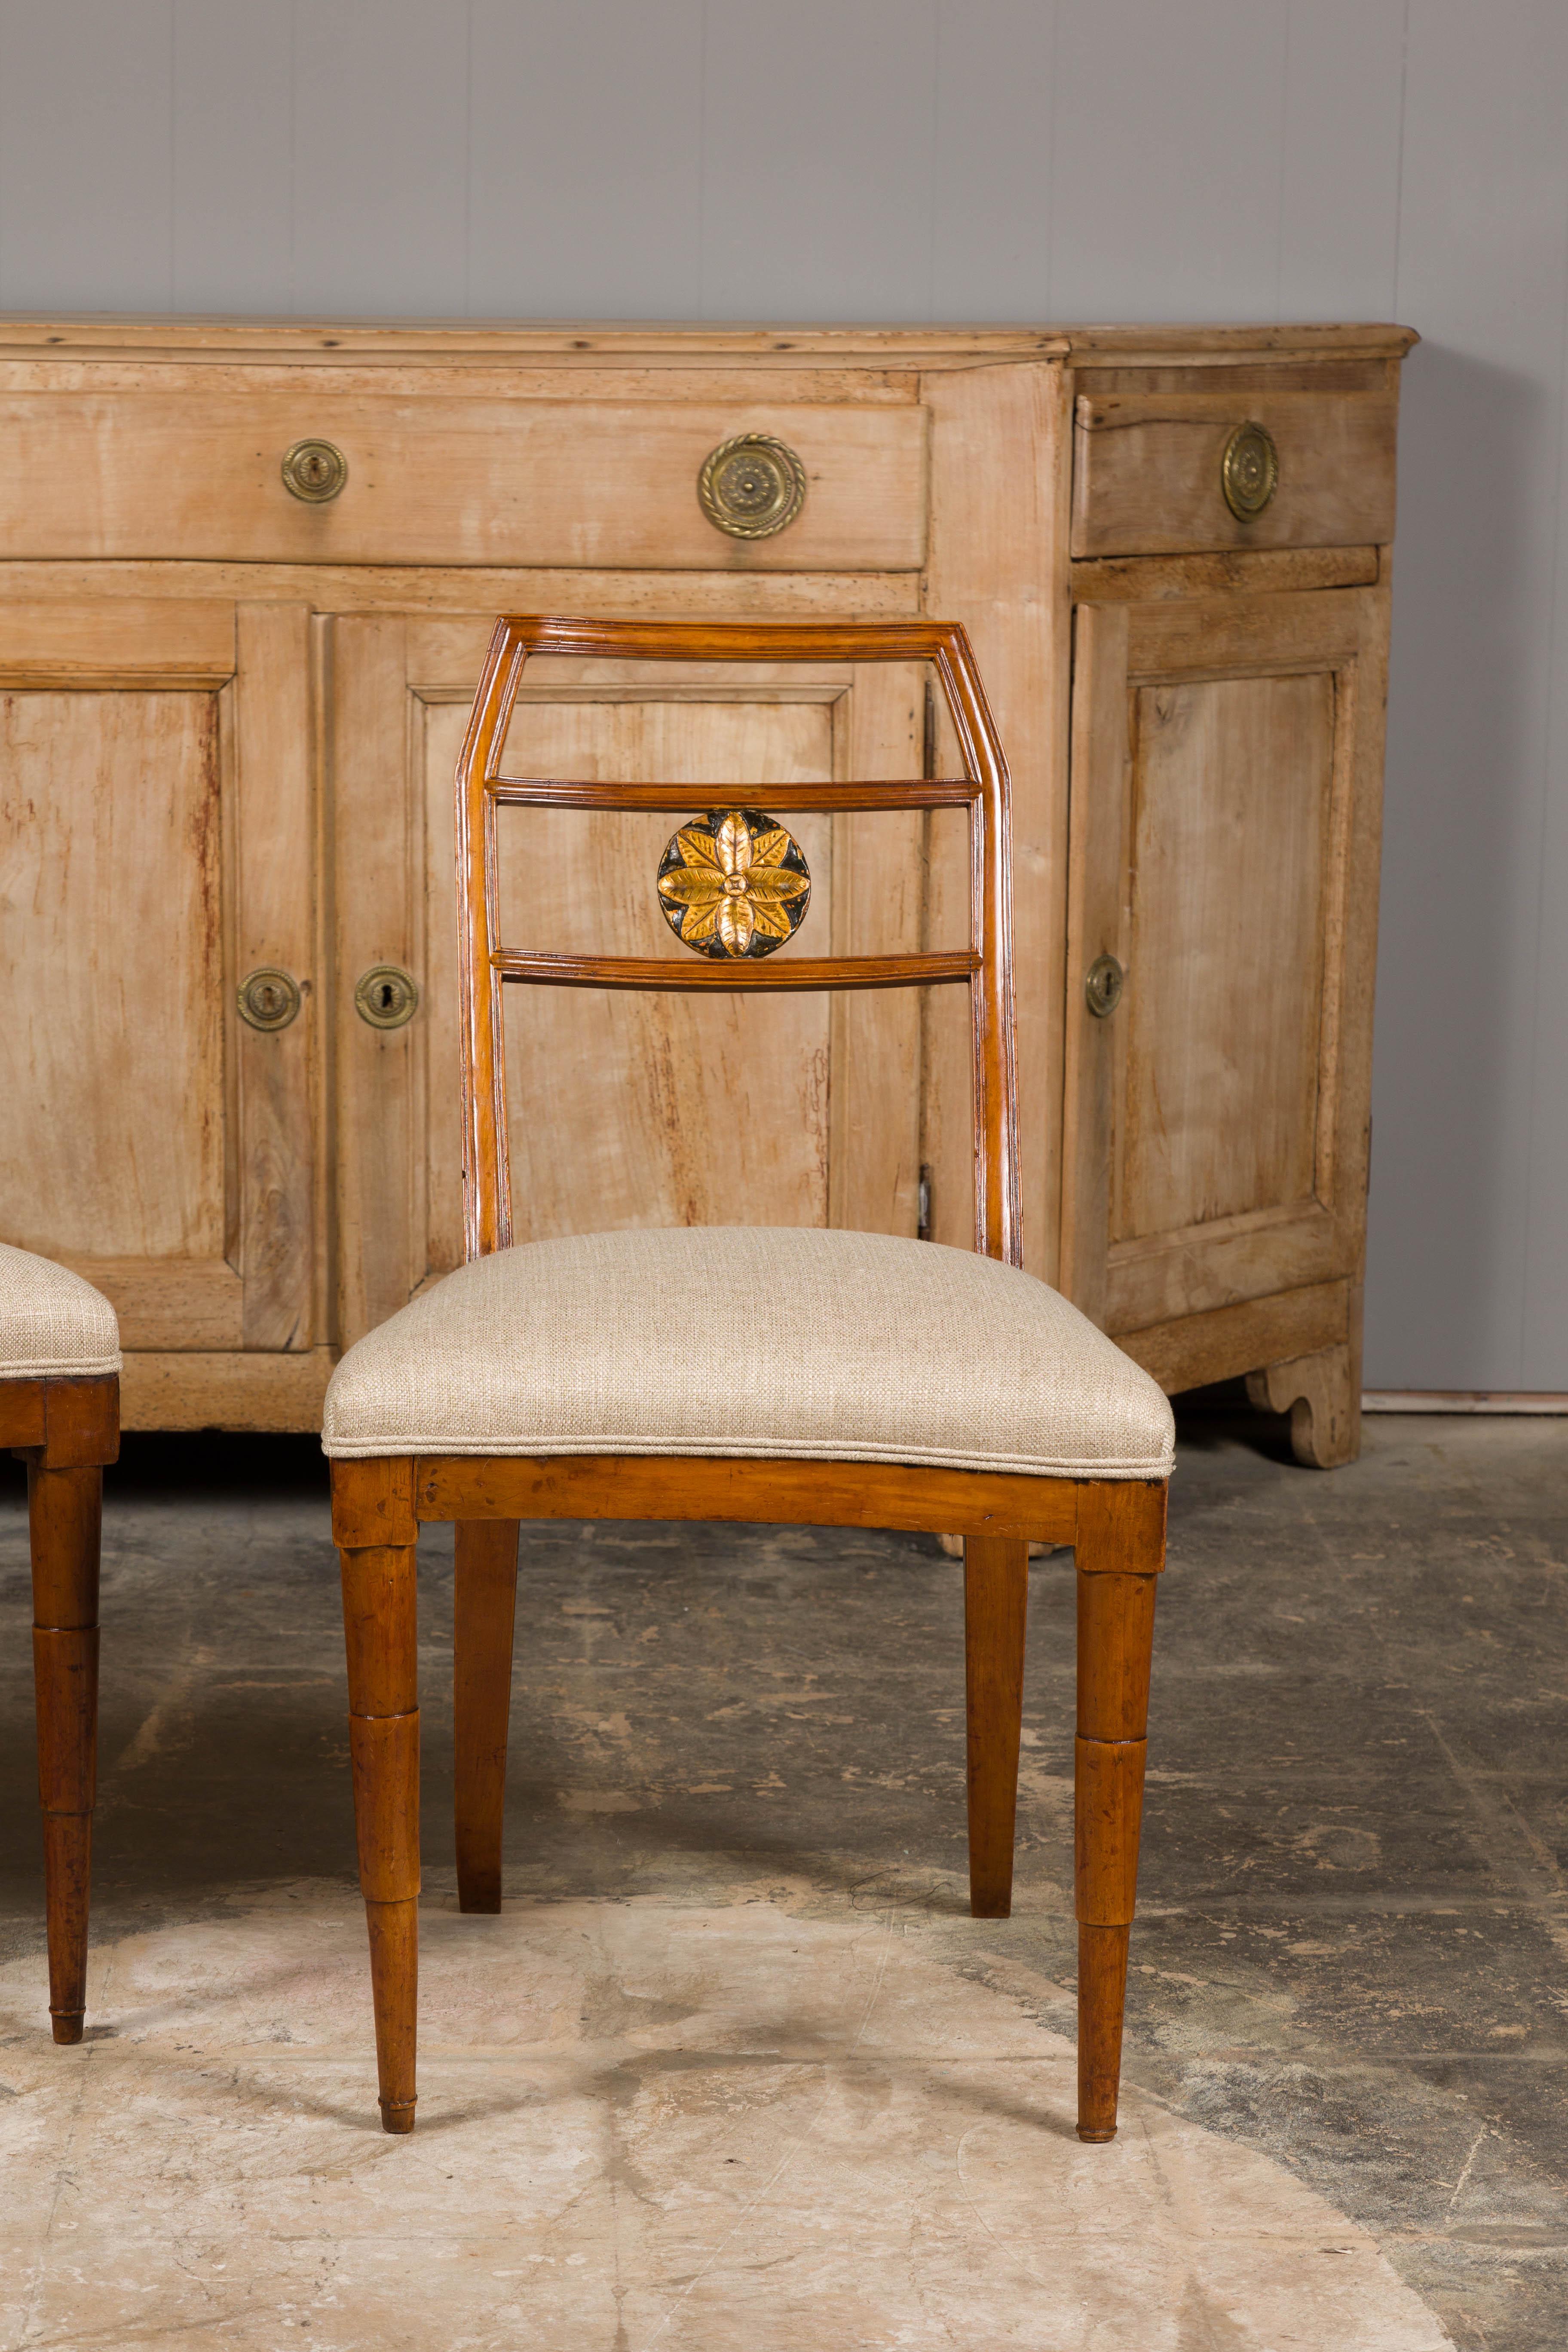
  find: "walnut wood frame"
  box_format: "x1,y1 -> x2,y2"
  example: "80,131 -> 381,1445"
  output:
332,616 -> 1167,2143
3,1371 -> 117,2043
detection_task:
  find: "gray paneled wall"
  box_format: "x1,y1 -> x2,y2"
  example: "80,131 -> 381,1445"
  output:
1,0 -> 1565,1389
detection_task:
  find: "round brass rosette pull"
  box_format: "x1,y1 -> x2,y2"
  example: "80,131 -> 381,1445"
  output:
237,967 -> 303,1031
697,434 -> 807,539
657,808 -> 811,959
1220,420 -> 1279,520
354,964 -> 420,1029
282,438 -> 348,503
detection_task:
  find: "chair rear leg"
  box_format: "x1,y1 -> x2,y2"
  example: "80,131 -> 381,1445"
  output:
29,1462 -> 101,2045
1074,1481 -> 1166,2142
964,1533 -> 1029,1918
338,1508 -> 421,2134
454,1519 -> 519,1913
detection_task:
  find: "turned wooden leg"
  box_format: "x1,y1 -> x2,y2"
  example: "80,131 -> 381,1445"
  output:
454,1519 -> 519,1914
1074,1482 -> 1166,2143
964,1532 -> 1029,1919
1246,1289 -> 1364,1468
29,1462 -> 101,2045
337,1482 -> 420,2135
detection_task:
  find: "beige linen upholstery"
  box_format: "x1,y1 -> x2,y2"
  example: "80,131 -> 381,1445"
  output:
322,1227 -> 1174,1479
0,1244 -> 121,1379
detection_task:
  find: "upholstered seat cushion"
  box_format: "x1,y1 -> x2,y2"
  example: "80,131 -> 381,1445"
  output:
322,1227 -> 1173,1479
0,1244 -> 121,1379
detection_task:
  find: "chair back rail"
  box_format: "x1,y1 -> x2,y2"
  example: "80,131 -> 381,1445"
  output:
453,616 -> 1020,1267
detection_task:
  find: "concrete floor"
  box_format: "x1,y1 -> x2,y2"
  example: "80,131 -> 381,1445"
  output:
0,1401 -> 1563,2349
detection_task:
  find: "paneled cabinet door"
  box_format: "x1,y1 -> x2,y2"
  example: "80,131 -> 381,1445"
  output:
0,599 -> 318,1356
330,614 -> 926,1349
1060,586 -> 1388,1391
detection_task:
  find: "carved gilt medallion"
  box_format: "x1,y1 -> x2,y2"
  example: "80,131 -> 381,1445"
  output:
656,807 -> 811,959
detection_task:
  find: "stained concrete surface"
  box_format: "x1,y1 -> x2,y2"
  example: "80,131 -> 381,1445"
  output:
0,1403 -> 1563,2348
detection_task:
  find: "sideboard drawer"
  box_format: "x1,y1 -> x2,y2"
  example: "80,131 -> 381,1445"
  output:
0,395 -> 928,571
1071,391 -> 1396,557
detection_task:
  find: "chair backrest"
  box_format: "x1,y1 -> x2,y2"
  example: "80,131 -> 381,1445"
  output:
453,616 -> 1021,1268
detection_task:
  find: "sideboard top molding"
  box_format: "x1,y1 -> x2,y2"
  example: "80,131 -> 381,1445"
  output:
0,317 -> 1418,372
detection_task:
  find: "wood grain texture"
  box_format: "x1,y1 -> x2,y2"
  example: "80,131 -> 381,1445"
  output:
830,664 -> 925,1237
1060,585 -> 1383,1381
923,361 -> 1070,1281
0,678 -> 225,1262
1058,603 -> 1130,1329
1116,1278 -> 1350,1395
1072,545 -> 1379,603
964,1533 -> 1028,1918
118,1348 -> 334,1431
414,1454 -> 1083,1545
0,396 -> 927,571
234,603 -> 318,1349
56,1257 -> 242,1351
453,1519 -> 520,1914
332,616 -> 418,1347
1115,669 -> 1333,1242
1247,1288 -> 1364,1468
0,596 -> 235,680
1072,391 -> 1397,556
339,1534 -> 420,2135
27,1455 -> 106,2040
489,690 -> 835,1245
1071,1485 -> 1163,2144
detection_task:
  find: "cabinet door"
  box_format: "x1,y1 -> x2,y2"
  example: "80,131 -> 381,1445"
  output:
331,615 -> 925,1346
0,599 -> 318,1359
1060,588 -> 1387,1373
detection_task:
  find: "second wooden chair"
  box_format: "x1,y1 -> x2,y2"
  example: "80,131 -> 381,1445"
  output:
0,1245 -> 118,2043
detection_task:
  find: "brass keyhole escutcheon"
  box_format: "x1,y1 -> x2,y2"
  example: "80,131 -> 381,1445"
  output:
697,433 -> 807,539
1220,420 -> 1279,520
237,967 -> 303,1032
282,438 -> 348,503
354,964 -> 419,1029
1085,953 -> 1125,1019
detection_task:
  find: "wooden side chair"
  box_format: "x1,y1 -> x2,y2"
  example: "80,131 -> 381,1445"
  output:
323,617 -> 1175,2141
0,1245 -> 118,2043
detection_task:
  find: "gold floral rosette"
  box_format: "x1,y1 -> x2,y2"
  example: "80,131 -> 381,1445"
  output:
656,807 -> 811,959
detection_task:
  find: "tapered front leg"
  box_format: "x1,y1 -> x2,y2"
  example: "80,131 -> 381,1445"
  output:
337,1486 -> 420,2135
1074,1481 -> 1166,2143
964,1533 -> 1029,1918
454,1519 -> 519,1913
29,1462 -> 101,2044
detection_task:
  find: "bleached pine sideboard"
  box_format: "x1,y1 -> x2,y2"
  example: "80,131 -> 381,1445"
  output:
0,318 -> 1414,1461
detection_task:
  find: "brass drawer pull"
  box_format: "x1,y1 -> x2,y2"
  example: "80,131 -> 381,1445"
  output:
355,965 -> 419,1029
698,433 -> 806,539
237,967 -> 302,1031
1220,421 -> 1278,520
1085,953 -> 1124,1018
282,438 -> 348,503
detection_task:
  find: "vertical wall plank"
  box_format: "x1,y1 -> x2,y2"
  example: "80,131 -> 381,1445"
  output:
701,0 -> 938,322
291,0 -> 469,315
469,0 -> 703,318
0,0 -> 173,310
173,0 -> 294,312
931,0 -> 1057,322
1048,0 -> 1288,322
1277,0 -> 1406,321
1368,0 -> 1568,1387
